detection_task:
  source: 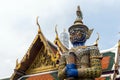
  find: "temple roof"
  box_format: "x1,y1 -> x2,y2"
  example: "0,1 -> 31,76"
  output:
11,19 -> 58,80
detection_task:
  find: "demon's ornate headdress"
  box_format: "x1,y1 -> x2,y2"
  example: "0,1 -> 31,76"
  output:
68,6 -> 93,39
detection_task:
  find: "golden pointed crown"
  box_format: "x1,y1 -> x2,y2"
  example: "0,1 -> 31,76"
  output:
68,5 -> 93,39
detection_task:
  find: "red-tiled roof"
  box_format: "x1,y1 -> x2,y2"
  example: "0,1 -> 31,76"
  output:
27,74 -> 54,80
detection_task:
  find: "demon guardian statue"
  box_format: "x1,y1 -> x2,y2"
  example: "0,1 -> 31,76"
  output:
58,6 -> 102,80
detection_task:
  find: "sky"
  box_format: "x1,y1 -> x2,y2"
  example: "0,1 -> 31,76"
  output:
0,0 -> 120,79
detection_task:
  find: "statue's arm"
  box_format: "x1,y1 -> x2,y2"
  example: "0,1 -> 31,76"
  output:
78,47 -> 102,78
58,55 -> 67,79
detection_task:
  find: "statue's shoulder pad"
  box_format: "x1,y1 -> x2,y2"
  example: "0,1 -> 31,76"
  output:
87,45 -> 99,50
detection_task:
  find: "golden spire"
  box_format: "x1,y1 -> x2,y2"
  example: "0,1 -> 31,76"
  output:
55,25 -> 58,38
36,16 -> 41,34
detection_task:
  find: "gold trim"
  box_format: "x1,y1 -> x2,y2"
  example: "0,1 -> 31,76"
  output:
26,65 -> 58,74
36,18 -> 59,63
15,35 -> 39,70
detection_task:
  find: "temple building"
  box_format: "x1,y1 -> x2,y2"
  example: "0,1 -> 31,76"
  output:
2,6 -> 119,80
10,18 -> 60,80
10,24 -> 120,80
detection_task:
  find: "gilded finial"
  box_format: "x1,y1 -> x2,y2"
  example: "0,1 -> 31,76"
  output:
76,5 -> 83,20
94,32 -> 100,46
36,16 -> 41,34
16,59 -> 18,67
55,25 -> 58,36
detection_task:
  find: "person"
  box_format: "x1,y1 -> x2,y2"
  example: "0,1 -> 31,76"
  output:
58,6 -> 102,80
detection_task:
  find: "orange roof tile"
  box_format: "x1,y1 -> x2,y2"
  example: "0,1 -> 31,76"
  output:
27,74 -> 54,80
101,56 -> 110,70
95,77 -> 106,80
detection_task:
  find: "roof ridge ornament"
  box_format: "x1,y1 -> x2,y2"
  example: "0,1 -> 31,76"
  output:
55,25 -> 58,36
93,32 -> 100,46
36,16 -> 41,34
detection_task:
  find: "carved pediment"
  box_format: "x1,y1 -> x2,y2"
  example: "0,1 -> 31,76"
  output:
26,45 -> 58,74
